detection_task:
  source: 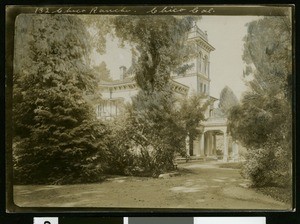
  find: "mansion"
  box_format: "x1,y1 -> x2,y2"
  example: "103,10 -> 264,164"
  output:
94,24 -> 239,162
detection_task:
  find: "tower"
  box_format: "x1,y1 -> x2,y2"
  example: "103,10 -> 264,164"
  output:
173,23 -> 215,97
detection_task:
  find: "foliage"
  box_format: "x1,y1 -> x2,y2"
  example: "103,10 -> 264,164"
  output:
93,61 -> 113,82
228,16 -> 292,187
228,92 -> 291,148
178,93 -> 210,154
173,63 -> 195,76
242,16 -> 292,98
79,15 -> 114,54
114,15 -> 196,92
241,137 -> 292,187
104,91 -> 186,177
103,16 -> 198,176
12,14 -> 205,182
126,89 -> 186,176
104,95 -> 185,177
103,112 -> 139,176
218,86 -> 239,114
13,14 -> 110,184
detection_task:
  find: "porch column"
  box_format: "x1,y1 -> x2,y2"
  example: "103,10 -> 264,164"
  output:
207,133 -> 212,156
193,138 -> 199,156
185,135 -> 190,157
223,132 -> 228,162
232,140 -> 239,162
199,133 -> 205,156
212,134 -> 217,155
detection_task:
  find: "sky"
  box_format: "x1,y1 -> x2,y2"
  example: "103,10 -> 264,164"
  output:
90,16 -> 261,100
198,16 -> 260,99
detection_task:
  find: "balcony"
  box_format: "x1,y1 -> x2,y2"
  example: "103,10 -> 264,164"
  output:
202,117 -> 227,127
188,25 -> 208,41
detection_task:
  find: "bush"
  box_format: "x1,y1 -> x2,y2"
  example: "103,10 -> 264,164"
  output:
13,119 -> 110,185
12,15 -> 111,185
241,142 -> 292,188
104,103 -> 184,178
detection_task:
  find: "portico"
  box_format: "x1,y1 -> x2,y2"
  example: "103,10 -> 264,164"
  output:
191,117 -> 239,162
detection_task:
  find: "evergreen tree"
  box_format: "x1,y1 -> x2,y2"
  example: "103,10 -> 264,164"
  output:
227,16 -> 292,187
218,86 -> 239,114
93,61 -> 113,82
13,14 -> 109,184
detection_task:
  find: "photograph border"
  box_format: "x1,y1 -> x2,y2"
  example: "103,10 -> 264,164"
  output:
4,3 -> 297,218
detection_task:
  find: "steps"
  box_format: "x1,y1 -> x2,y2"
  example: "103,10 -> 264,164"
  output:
175,156 -> 218,163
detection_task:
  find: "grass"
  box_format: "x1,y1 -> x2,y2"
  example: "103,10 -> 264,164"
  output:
218,162 -> 243,169
256,186 -> 293,205
218,162 -> 293,205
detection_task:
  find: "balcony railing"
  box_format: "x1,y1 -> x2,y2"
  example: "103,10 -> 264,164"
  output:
202,117 -> 227,126
188,26 -> 208,41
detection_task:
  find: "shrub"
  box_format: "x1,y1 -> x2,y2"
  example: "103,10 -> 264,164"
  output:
242,141 -> 292,188
13,119 -> 110,185
12,15 -> 110,185
104,101 -> 185,178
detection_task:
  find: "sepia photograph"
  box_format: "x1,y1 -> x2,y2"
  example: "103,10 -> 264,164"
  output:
6,5 -> 294,211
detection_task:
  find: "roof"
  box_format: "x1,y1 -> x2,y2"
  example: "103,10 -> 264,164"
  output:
98,76 -> 189,96
99,77 -> 135,86
211,108 -> 226,118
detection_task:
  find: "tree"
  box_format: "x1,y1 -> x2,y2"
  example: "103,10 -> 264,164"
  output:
218,86 -> 239,114
79,15 -> 114,55
93,61 -> 113,82
102,90 -> 186,177
227,16 -> 292,187
113,16 -> 197,92
179,93 -> 211,155
127,89 -> 186,176
100,16 -> 198,175
242,16 -> 292,98
13,14 -> 110,184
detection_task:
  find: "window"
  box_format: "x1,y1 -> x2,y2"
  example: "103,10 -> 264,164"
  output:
204,84 -> 206,94
203,56 -> 208,75
97,104 -> 103,117
115,103 -> 118,116
198,52 -> 202,72
97,101 -> 121,119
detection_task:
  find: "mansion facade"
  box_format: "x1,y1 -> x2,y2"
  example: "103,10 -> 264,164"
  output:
94,24 -> 239,162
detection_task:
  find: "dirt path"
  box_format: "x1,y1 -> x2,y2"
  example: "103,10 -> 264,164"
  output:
13,161 -> 291,210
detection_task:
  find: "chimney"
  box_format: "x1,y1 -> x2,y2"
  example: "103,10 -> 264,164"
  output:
119,66 -> 127,80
